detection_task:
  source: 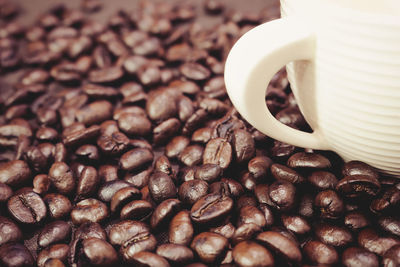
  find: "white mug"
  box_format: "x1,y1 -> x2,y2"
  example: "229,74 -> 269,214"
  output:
224,0 -> 400,176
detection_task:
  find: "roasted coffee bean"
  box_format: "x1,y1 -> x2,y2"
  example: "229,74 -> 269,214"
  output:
97,180 -> 131,202
358,228 -> 400,256
281,214 -> 310,235
342,247 -> 379,267
315,223 -> 353,247
232,223 -> 261,245
8,190 -> 47,224
192,127 -> 213,144
287,151 -> 331,169
80,237 -> 118,266
256,231 -> 301,263
308,170 -> 338,190
62,125 -> 100,147
270,163 -> 304,184
99,165 -> 119,183
238,206 -> 266,228
336,175 -> 381,197
0,160 -> 31,187
38,220 -> 71,248
71,198 -> 109,225
179,180 -> 209,205
146,88 -> 178,122
231,129 -> 255,163
48,162 -> 75,195
153,118 -> 181,145
76,166 -> 99,199
169,210 -> 193,246
303,240 -> 339,265
165,136 -> 190,159
270,141 -> 296,162
120,232 -> 157,263
268,180 -> 296,211
180,62 -> 211,81
370,187 -> 400,214
191,192 -> 233,224
182,109 -> 208,135
33,174 -> 51,195
383,244 -> 400,267
97,132 -> 129,155
342,160 -> 379,180
129,251 -> 170,267
315,190 -> 344,219
44,258 -> 65,267
0,243 -> 34,267
37,244 -> 69,267
118,113 -> 152,137
203,138 -> 232,169
151,198 -> 181,229
148,171 -> 177,203
209,222 -> 236,240
0,182 -> 13,201
0,216 -> 22,245
89,66 -> 124,83
194,163 -> 221,183
110,186 -> 141,213
232,241 -> 274,267
191,232 -> 228,264
236,195 -> 258,211
156,244 -> 194,264
379,216 -> 400,237
75,144 -> 99,162
248,156 -> 272,179
259,204 -> 275,227
120,148 -> 153,171
179,145 -> 204,167
154,155 -> 174,177
120,199 -> 153,220
124,167 -> 153,189
43,193 -> 72,219
25,146 -> 48,172
345,211 -> 370,230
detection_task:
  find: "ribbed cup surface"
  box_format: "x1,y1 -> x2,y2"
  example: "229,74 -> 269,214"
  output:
281,0 -> 400,176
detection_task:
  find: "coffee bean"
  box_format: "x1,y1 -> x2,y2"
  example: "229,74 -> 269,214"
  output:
76,166 -> 99,199
194,164 -> 221,183
238,206 -> 266,228
270,163 -> 304,184
342,160 -> 379,180
315,223 -> 353,247
315,190 -> 344,219
342,247 -> 379,267
256,231 -> 301,263
129,251 -> 170,267
38,220 -> 71,248
179,145 -> 204,167
191,192 -> 233,224
0,160 -> 31,187
43,193 -> 72,219
248,156 -> 272,180
308,170 -> 338,190
209,222 -> 236,240
383,244 -> 400,267
232,223 -> 261,245
48,162 -> 75,195
44,258 -> 65,267
153,118 -> 181,145
358,228 -> 400,256
370,187 -> 400,214
165,136 -> 190,159
151,198 -> 181,229
0,182 -> 13,201
344,211 -> 370,230
124,167 -> 153,189
379,217 -> 400,237
118,113 -> 152,137
191,127 -> 213,144
75,144 -> 99,162
281,214 -> 310,235
156,244 -> 194,265
191,232 -> 228,264
169,210 -> 193,246
98,165 -> 119,183
71,198 -> 109,224
62,125 -> 100,147
182,109 -> 208,135
303,240 -> 338,265
148,171 -> 177,203
120,148 -> 153,171
179,180 -> 209,205
146,88 -> 178,122
8,190 -> 47,224
120,199 -> 153,220
37,244 -> 69,267
180,62 -> 210,81
32,174 -> 50,195
120,232 -> 157,263
110,186 -> 141,213
268,180 -> 296,211
203,138 -> 232,169
0,216 -> 22,246
89,66 -> 124,83
81,237 -> 118,266
336,174 -> 381,198
0,243 -> 34,267
233,241 -> 274,267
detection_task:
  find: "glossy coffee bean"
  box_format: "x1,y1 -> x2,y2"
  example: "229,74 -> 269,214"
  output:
191,192 -> 233,224
37,244 -> 69,267
148,171 -> 177,203
268,180 -> 296,211
308,170 -> 338,190
342,247 -> 379,267
179,180 -> 209,206
336,175 -> 381,198
303,240 -> 339,265
110,186 -> 141,213
270,163 -> 304,184
38,220 -> 71,248
209,222 -> 236,240
256,231 -> 301,263
120,233 -> 157,263
150,198 -> 181,229
358,228 -> 400,256
120,148 -> 153,171
281,214 -> 310,235
379,216 -> 400,237
169,211 -> 194,246
97,180 -> 131,202
156,244 -> 194,265
383,244 -> 400,267
81,237 -> 118,266
238,206 -> 266,228
76,166 -> 99,199
0,160 -> 31,186
71,198 -> 109,224
203,138 -> 232,169
129,251 -> 170,267
48,162 -> 75,195
248,156 -> 272,179
43,193 -> 72,219
8,190 -> 47,223
232,223 -> 261,245
191,232 -> 228,264
342,160 -> 379,180
120,200 -> 153,221
0,216 -> 22,246
194,164 -> 221,183
287,152 -> 331,169
232,241 -> 274,267
315,190 -> 344,219
315,223 -> 353,247
0,182 -> 13,202
0,243 -> 34,267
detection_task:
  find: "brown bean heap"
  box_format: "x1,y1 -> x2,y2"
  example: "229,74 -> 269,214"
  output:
0,1 -> 399,267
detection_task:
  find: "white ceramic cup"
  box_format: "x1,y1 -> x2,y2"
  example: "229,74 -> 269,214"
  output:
224,0 -> 400,176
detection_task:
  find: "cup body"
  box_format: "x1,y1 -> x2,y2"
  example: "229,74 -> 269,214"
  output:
281,0 -> 400,175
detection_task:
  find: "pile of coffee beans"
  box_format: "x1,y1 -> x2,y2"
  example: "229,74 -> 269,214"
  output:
0,0 -> 399,266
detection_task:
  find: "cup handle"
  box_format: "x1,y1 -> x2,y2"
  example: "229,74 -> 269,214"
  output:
225,17 -> 329,150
